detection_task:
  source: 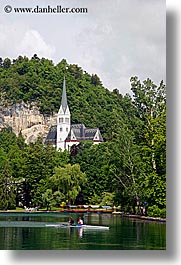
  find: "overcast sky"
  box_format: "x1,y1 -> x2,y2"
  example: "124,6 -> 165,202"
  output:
0,0 -> 166,95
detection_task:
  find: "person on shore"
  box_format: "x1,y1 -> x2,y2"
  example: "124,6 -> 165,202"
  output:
69,217 -> 75,225
77,217 -> 83,225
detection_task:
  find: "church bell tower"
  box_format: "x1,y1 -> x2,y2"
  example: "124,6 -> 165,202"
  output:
56,77 -> 70,151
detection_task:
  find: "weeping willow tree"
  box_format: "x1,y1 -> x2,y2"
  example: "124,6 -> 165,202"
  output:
51,164 -> 87,204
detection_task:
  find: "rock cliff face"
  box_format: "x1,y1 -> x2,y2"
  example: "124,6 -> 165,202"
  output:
0,102 -> 56,143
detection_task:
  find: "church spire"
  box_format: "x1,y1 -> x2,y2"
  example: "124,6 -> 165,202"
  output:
57,76 -> 71,151
61,76 -> 68,113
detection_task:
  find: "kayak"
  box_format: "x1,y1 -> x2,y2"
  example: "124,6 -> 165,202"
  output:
71,224 -> 109,230
45,223 -> 109,230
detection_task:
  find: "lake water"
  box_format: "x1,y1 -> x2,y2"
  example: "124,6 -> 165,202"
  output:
0,212 -> 166,250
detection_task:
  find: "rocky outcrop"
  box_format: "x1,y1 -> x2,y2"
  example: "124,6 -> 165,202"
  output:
0,102 -> 56,143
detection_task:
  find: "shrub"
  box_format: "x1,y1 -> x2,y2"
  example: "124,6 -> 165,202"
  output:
148,205 -> 166,218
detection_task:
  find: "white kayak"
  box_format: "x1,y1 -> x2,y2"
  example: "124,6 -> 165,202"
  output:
45,224 -> 109,230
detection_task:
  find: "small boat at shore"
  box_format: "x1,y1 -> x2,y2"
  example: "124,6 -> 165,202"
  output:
45,223 -> 109,230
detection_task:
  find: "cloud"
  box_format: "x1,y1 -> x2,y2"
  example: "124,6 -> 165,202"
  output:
0,0 -> 165,94
0,23 -> 55,60
73,0 -> 166,93
17,29 -> 55,58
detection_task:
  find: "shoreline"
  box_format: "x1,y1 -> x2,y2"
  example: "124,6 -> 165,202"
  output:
112,212 -> 166,223
0,209 -> 166,223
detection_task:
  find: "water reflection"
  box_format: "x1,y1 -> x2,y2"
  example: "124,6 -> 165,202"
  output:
78,227 -> 83,238
0,212 -> 166,250
68,227 -> 83,239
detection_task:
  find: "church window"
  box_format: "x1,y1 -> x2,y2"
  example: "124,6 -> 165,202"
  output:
66,127 -> 68,132
60,127 -> 63,132
59,118 -> 63,123
65,118 -> 69,123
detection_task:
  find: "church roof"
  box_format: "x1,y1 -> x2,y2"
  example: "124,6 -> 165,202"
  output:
45,125 -> 57,144
66,124 -> 104,142
45,123 -> 104,144
85,128 -> 103,141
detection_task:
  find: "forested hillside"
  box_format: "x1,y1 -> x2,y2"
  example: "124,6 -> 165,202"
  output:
0,55 -> 135,141
0,55 -> 166,217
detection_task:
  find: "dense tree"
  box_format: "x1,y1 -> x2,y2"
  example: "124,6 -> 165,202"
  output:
51,164 -> 87,204
130,77 -> 166,172
130,77 -> 166,210
20,141 -> 69,207
3,58 -> 11,69
0,160 -> 16,210
42,189 -> 65,211
0,56 -> 127,140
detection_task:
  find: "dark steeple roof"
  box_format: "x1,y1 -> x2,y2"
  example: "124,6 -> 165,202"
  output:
61,76 -> 68,113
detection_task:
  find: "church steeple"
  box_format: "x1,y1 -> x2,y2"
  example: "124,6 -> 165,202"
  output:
56,77 -> 71,151
61,76 -> 68,113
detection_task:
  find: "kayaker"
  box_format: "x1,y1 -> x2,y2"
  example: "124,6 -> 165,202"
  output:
77,217 -> 83,225
69,217 -> 75,225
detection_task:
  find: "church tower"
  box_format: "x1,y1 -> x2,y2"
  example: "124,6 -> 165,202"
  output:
56,77 -> 70,151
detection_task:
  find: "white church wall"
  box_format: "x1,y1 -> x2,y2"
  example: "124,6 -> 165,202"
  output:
56,106 -> 71,151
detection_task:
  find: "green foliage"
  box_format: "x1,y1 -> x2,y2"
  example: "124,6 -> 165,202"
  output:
148,205 -> 166,218
42,189 -> 54,211
88,193 -> 102,205
100,192 -> 115,206
51,164 -> 87,203
0,55 -> 126,140
0,56 -> 166,217
21,141 -> 69,206
130,76 -> 166,173
143,173 -> 166,209
42,189 -> 65,211
87,191 -> 115,206
0,161 -> 16,210
0,130 -> 24,210
71,142 -> 116,201
0,129 -> 70,208
53,190 -> 65,206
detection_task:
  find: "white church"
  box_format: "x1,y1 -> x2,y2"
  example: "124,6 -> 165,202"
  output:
45,77 -> 104,151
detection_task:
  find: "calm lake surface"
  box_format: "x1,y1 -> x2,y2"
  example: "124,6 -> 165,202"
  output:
0,212 -> 166,250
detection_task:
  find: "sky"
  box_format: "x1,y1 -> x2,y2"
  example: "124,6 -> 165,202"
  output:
0,0 -> 166,95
